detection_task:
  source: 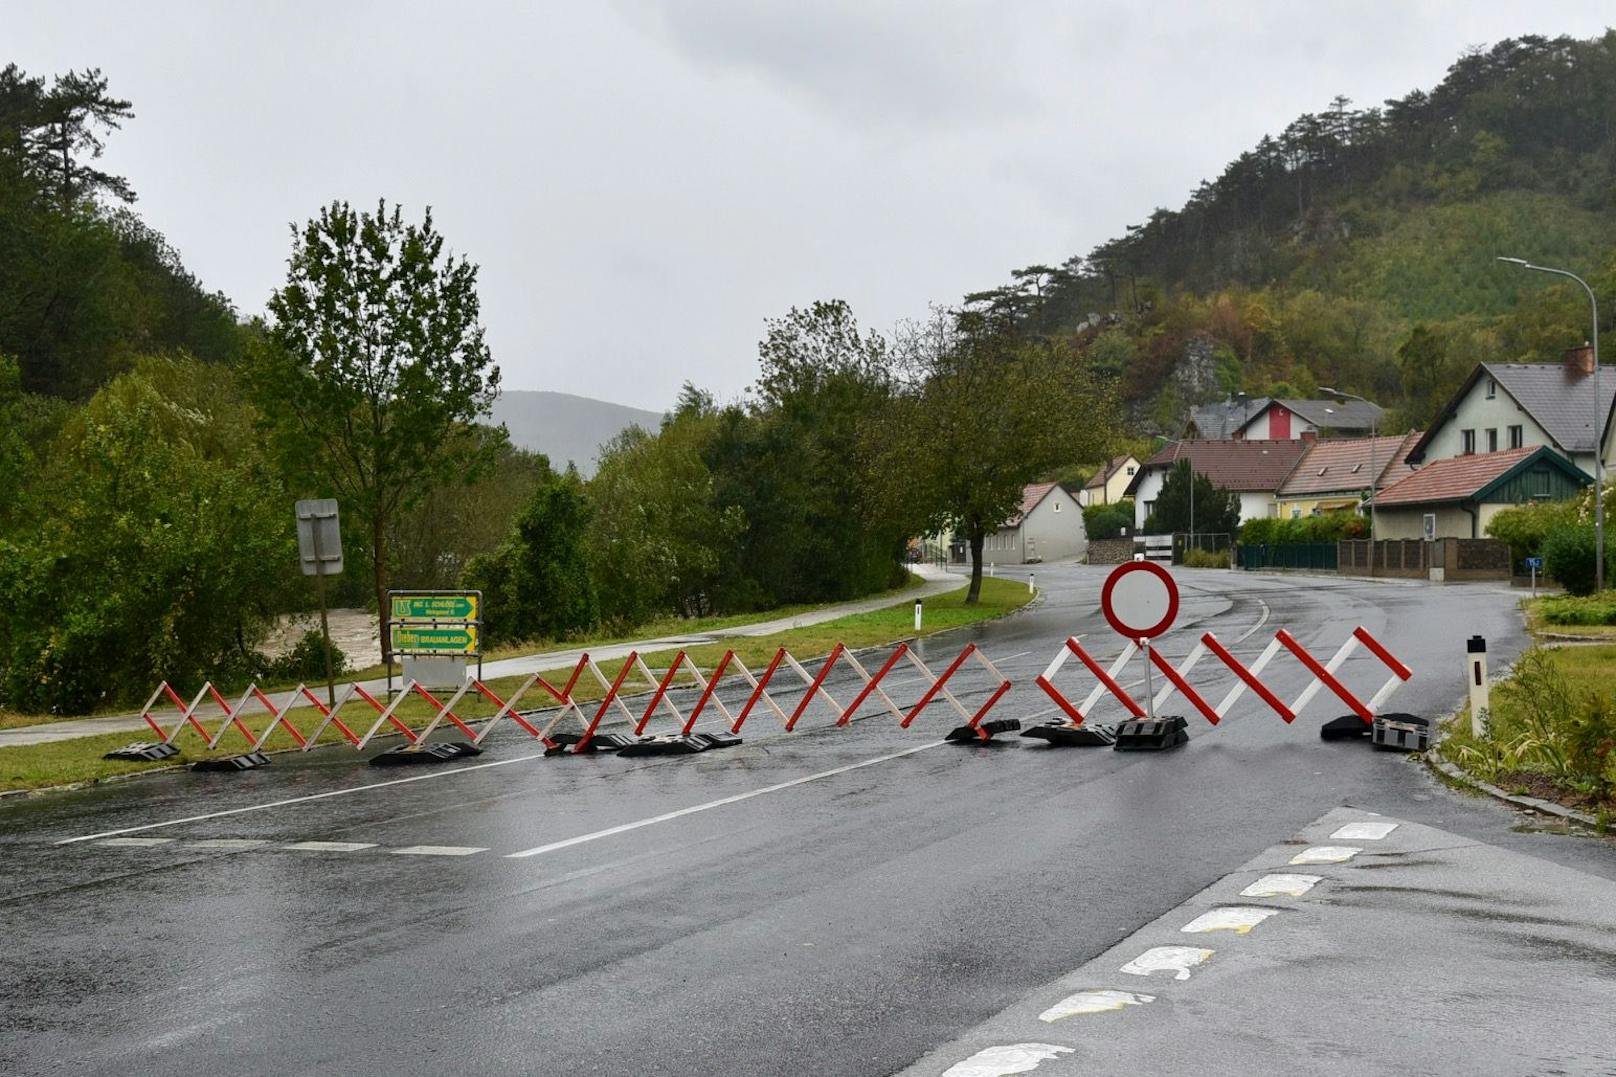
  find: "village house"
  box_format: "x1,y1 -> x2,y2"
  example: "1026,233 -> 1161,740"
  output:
1233,398 -> 1384,440
1078,454 -> 1139,507
1371,445 -> 1590,540
1274,433 -> 1421,520
1124,439 -> 1312,533
982,481 -> 1087,565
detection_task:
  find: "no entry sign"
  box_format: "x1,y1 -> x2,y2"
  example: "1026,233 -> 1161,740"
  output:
1100,561 -> 1179,640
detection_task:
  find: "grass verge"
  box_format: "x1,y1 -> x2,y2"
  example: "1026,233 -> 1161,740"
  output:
1435,644 -> 1616,818
0,575 -> 1028,793
1521,594 -> 1616,640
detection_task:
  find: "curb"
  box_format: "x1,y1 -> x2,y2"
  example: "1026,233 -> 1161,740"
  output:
1424,753 -> 1601,828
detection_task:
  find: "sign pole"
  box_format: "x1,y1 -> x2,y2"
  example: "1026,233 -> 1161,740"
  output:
311,522 -> 336,707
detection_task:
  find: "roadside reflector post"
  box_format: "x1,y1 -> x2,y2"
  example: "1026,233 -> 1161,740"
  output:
1029,572 -> 1035,594
1467,636 -> 1489,738
914,599 -> 922,632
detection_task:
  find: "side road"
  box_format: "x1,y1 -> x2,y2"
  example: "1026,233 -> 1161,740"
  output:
0,566 -> 969,748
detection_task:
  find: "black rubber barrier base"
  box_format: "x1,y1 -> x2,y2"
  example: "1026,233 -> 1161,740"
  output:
1112,716 -> 1189,752
1320,715 -> 1375,741
1371,713 -> 1431,753
191,752 -> 271,772
617,731 -> 745,757
369,742 -> 483,767
1020,722 -> 1117,747
945,718 -> 1022,743
544,732 -> 638,756
103,741 -> 181,762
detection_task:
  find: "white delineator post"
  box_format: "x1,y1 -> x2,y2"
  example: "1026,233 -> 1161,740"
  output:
1029,572 -> 1036,594
914,599 -> 923,632
1467,636 -> 1489,738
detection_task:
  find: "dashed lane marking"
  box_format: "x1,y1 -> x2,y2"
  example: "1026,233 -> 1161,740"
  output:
505,741 -> 947,859
941,1043 -> 1074,1076
282,841 -> 378,853
391,845 -> 488,857
1180,907 -> 1277,934
1038,989 -> 1154,1022
96,837 -> 176,848
185,839 -> 272,850
1332,821 -> 1398,840
1290,845 -> 1361,864
1119,945 -> 1213,980
1240,873 -> 1322,897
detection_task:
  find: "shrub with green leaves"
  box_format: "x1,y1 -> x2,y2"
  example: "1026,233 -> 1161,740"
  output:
1082,499 -> 1134,540
1238,511 -> 1365,545
1543,524 -> 1603,597
1485,499 -> 1579,568
1538,593 -> 1616,625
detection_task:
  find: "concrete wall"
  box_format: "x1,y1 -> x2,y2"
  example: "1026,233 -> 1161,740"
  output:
1338,538 -> 1510,580
1086,538 -> 1134,565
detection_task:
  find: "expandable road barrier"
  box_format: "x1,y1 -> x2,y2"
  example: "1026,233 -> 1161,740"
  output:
1033,624 -> 1413,736
133,636 -> 1020,769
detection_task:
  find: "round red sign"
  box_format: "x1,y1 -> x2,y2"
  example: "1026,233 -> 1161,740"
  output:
1100,561 -> 1180,640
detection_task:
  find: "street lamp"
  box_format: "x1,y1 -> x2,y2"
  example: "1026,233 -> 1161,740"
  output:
1151,433 -> 1194,547
1498,257 -> 1604,592
1319,386 -> 1378,544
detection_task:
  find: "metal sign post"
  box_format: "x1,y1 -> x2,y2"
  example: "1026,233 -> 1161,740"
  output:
295,499 -> 344,706
1526,556 -> 1542,597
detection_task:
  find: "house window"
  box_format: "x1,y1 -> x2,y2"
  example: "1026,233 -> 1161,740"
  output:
1053,501 -> 1061,513
1508,425 -> 1523,449
1531,468 -> 1551,498
1423,513 -> 1436,541
1461,429 -> 1476,455
1291,507 -> 1301,519
1486,378 -> 1497,399
1126,466 -> 1135,476
1486,429 -> 1498,453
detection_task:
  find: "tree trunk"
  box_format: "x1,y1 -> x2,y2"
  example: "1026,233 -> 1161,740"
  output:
967,524 -> 985,605
373,512 -> 391,665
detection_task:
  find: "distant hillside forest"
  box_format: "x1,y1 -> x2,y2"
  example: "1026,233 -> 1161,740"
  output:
963,31 -> 1616,434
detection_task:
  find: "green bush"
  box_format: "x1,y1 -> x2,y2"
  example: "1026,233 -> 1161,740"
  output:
1544,524 -> 1603,597
1183,548 -> 1231,568
1238,511 -> 1365,545
1486,499 -> 1579,568
1083,499 -> 1134,540
1538,593 -> 1616,625
266,628 -> 349,681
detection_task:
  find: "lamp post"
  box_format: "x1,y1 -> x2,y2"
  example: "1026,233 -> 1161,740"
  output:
1498,257 -> 1603,592
1151,433 -> 1194,550
1319,387 -> 1378,544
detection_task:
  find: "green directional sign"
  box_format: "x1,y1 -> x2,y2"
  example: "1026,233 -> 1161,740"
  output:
391,624 -> 480,655
391,593 -> 480,622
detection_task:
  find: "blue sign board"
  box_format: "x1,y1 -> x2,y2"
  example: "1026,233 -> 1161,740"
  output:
1525,557 -> 1544,570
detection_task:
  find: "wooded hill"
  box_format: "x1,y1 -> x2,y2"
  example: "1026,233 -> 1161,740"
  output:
964,32 -> 1616,434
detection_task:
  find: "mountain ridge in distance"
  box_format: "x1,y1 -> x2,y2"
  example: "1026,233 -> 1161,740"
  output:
489,389 -> 663,477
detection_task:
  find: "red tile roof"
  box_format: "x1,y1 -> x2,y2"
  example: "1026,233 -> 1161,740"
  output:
1373,446 -> 1540,506
1005,481 -> 1060,526
1127,439 -> 1311,494
1277,433 -> 1422,498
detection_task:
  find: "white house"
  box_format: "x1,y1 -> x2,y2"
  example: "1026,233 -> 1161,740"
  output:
983,482 -> 1087,564
1124,439 -> 1313,532
1407,346 -> 1616,475
1233,398 -> 1384,440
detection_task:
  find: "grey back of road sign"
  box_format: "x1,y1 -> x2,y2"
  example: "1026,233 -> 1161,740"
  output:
295,498 -> 344,577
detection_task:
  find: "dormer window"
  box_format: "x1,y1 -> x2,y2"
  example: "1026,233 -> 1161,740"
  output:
1317,467 -> 1327,476
1351,463 -> 1363,473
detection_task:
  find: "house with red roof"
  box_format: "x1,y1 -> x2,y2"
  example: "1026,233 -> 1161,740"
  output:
1371,445 -> 1590,540
1123,439 -> 1313,533
983,482 -> 1086,565
1275,433 -> 1422,520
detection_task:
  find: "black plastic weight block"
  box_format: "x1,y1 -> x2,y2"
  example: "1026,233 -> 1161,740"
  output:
544,731 -> 639,756
1320,714 -> 1375,741
369,741 -> 483,767
1112,716 -> 1189,752
1371,713 -> 1430,753
945,717 -> 1023,743
1019,722 -> 1117,747
617,736 -> 700,757
191,751 -> 271,772
103,741 -> 181,762
687,731 -> 743,751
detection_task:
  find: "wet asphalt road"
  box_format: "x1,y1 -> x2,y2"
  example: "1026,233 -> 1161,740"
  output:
4,564 -> 1616,1077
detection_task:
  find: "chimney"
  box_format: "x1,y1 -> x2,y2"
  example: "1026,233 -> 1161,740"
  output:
1565,342 -> 1595,378
1300,430 -> 1318,443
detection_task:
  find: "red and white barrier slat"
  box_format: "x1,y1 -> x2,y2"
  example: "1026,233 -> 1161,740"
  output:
900,642 -> 1013,740
1035,638 -> 1143,725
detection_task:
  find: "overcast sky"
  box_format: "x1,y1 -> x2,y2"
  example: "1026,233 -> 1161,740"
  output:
9,2 -> 1614,410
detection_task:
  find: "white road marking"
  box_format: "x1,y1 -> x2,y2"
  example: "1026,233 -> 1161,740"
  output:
54,750 -> 552,845
1241,873 -> 1322,897
1236,598 -> 1271,643
1331,821 -> 1398,840
97,837 -> 176,848
282,841 -> 377,852
941,1043 -> 1074,1076
1120,946 -> 1213,980
185,839 -> 272,850
1290,845 -> 1361,864
391,845 -> 487,856
1180,907 -> 1277,934
505,741 -> 947,859
1038,989 -> 1154,1021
